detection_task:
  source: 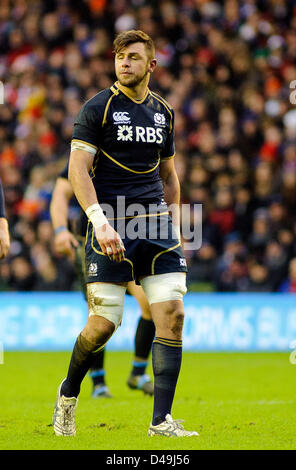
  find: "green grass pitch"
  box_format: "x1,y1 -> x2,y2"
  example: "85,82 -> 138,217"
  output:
0,351 -> 295,450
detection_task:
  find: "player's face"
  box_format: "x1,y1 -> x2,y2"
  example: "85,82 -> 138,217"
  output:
115,42 -> 155,88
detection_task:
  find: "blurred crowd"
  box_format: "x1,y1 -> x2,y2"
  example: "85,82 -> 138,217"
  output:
1,0 -> 296,292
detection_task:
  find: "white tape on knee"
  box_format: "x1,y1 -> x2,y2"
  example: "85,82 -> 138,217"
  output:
87,282 -> 126,329
140,272 -> 187,305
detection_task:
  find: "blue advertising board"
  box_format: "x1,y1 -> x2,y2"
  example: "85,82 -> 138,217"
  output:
0,292 -> 296,351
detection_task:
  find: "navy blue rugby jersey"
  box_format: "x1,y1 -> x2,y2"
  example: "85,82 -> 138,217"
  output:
71,82 -> 175,206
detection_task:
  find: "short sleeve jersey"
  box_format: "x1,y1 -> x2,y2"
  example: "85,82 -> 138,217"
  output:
71,82 -> 175,205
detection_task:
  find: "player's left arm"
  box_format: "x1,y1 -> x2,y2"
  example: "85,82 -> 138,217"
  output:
159,158 -> 181,233
0,178 -> 10,259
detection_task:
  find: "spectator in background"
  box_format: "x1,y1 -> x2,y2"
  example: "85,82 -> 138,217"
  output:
248,209 -> 270,256
264,239 -> 288,291
244,261 -> 274,293
279,258 -> 296,293
0,0 -> 296,293
268,197 -> 289,236
10,255 -> 36,291
33,246 -> 75,291
187,240 -> 217,291
209,188 -> 236,236
214,253 -> 249,292
233,185 -> 253,241
213,232 -> 247,291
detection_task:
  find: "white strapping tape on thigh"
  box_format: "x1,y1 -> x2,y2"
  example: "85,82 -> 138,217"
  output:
140,272 -> 187,305
87,282 -> 126,329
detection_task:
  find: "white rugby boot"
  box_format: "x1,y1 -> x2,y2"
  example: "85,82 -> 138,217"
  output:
148,414 -> 199,437
53,380 -> 78,436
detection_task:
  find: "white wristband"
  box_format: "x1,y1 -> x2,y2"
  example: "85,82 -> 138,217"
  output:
85,203 -> 108,228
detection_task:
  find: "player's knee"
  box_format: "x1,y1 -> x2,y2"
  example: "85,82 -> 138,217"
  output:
83,316 -> 115,346
165,303 -> 184,336
87,282 -> 126,331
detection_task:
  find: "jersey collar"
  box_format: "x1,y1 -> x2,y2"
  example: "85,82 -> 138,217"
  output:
112,81 -> 149,104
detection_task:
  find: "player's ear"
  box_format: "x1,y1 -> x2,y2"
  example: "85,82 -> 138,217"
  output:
148,58 -> 157,74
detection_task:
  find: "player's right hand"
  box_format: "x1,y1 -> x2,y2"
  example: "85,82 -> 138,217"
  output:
94,223 -> 125,263
54,230 -> 79,259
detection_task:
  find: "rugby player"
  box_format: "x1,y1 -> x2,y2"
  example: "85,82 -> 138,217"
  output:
0,178 -> 10,259
53,30 -> 198,438
50,171 -> 155,397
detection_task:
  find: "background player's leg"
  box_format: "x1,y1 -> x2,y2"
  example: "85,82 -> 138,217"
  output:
89,348 -> 112,398
126,282 -> 155,395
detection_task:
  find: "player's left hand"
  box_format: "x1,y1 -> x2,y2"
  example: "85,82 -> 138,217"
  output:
0,218 -> 10,259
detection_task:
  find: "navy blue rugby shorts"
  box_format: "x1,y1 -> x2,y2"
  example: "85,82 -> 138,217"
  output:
84,213 -> 187,285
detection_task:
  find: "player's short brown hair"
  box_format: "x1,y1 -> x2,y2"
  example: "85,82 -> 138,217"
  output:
113,30 -> 155,60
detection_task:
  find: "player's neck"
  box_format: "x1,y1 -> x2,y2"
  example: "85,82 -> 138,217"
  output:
116,78 -> 149,102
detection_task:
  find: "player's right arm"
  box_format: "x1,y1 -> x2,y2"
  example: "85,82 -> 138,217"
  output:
68,149 -> 125,262
0,178 -> 10,259
70,95 -> 125,262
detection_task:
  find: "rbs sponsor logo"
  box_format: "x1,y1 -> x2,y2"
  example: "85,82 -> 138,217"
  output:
117,125 -> 163,144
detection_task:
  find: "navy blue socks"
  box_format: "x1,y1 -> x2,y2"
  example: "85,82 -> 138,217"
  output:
152,337 -> 182,425
61,334 -> 96,398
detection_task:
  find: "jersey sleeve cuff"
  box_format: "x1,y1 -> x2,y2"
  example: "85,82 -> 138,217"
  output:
160,153 -> 175,161
71,139 -> 98,155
